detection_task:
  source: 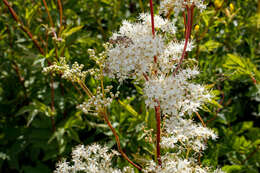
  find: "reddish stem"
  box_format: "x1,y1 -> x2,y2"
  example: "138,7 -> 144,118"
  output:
190,6 -> 194,29
12,61 -> 28,100
42,0 -> 59,59
3,0 -> 45,55
195,112 -> 206,127
143,73 -> 149,81
149,0 -> 162,166
149,0 -> 157,64
57,0 -> 63,36
250,76 -> 257,85
183,11 -> 187,35
173,5 -> 194,76
155,101 -> 162,165
42,0 -> 54,27
3,0 -> 56,131
149,0 -> 155,36
102,111 -> 142,171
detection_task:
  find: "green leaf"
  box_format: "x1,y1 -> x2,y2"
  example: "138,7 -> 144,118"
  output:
45,48 -> 55,59
118,100 -> 139,117
222,165 -> 243,173
223,54 -> 259,81
209,99 -> 223,109
224,54 -> 246,69
134,84 -> 144,94
62,26 -> 84,37
26,109 -> 38,127
200,40 -> 222,52
67,129 -> 81,143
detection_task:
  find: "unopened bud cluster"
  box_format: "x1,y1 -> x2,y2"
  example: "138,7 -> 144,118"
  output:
77,86 -> 120,115
43,57 -> 88,82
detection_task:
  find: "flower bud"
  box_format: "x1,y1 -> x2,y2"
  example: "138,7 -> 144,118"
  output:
194,25 -> 199,32
214,0 -> 223,9
229,3 -> 234,13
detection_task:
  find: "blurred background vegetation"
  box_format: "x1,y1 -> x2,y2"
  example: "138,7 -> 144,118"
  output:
0,0 -> 259,172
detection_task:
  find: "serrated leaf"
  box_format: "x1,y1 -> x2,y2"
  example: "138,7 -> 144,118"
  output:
200,40 -> 222,52
224,54 -> 246,69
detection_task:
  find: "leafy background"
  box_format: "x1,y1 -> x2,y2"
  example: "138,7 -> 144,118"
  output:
0,0 -> 259,172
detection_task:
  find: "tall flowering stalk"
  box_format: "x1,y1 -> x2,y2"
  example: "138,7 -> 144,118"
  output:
47,0 -> 225,172
173,4 -> 194,76
149,0 -> 162,166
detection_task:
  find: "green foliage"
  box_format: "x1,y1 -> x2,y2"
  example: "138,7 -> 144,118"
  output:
193,0 -> 260,172
0,0 -> 259,172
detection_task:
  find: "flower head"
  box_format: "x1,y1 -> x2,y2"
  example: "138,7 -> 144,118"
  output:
159,0 -> 207,16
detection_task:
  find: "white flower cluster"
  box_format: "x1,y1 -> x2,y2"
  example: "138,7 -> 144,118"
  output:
43,57 -> 87,82
159,0 -> 207,16
104,13 -> 177,82
143,154 -> 224,173
52,2 -> 224,172
54,144 -> 134,173
138,13 -> 177,34
77,85 -> 119,115
144,68 -> 211,116
158,40 -> 194,72
104,13 -> 208,117
161,116 -> 217,152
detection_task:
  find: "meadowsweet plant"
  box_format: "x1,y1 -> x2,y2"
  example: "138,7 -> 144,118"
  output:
44,0 -> 224,172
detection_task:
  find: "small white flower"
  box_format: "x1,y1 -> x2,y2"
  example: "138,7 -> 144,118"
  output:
55,144 -> 132,173
161,116 -> 217,152
159,0 -> 207,16
104,13 -> 177,81
143,68 -> 211,116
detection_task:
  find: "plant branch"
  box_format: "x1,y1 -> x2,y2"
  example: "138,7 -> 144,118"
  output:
149,0 -> 155,36
12,61 -> 28,100
42,0 -> 54,27
3,0 -> 56,131
78,81 -> 93,98
101,110 -> 142,171
76,77 -> 141,170
195,112 -> 206,127
149,0 -> 161,165
149,0 -> 157,64
42,0 -> 59,59
155,100 -> 162,165
173,5 -> 194,76
3,0 -> 45,55
57,0 -> 63,36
